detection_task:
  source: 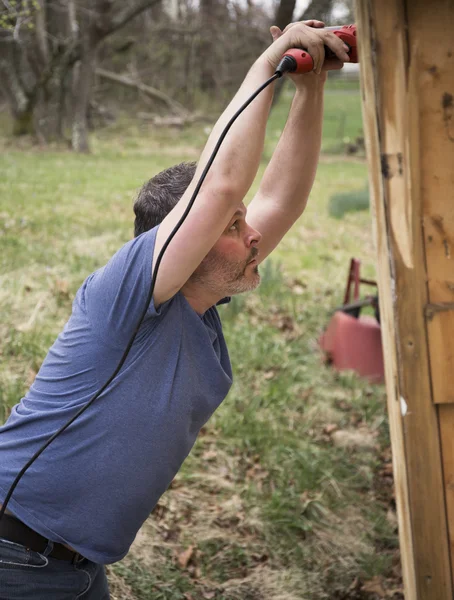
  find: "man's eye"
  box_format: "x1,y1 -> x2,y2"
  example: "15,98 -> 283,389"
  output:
229,221 -> 239,231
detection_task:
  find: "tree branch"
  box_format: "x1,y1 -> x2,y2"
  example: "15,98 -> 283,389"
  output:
64,0 -> 160,66
297,0 -> 334,23
95,67 -> 187,115
96,0 -> 160,39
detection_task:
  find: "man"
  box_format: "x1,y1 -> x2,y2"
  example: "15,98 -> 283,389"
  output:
0,21 -> 349,599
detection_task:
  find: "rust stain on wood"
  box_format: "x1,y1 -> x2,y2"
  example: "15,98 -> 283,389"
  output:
425,302 -> 454,320
442,92 -> 454,141
442,92 -> 453,109
431,215 -> 452,259
380,153 -> 404,180
381,153 -> 391,179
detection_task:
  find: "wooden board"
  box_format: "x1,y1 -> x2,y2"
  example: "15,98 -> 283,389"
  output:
426,310 -> 454,403
355,3 -> 417,597
439,404 -> 454,578
356,1 -> 453,597
405,2 -> 454,408
405,4 -> 454,306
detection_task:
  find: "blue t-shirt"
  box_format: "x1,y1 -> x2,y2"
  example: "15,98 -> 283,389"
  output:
0,226 -> 232,564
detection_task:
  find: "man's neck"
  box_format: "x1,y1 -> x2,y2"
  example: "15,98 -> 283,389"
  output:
180,283 -> 222,315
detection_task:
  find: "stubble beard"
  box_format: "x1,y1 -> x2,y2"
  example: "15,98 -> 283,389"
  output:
189,249 -> 261,296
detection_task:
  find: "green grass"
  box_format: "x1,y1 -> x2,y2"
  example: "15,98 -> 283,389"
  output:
265,78 -> 363,158
0,83 -> 401,600
329,185 -> 370,219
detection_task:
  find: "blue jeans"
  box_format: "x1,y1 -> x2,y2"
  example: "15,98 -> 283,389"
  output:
0,537 -> 110,599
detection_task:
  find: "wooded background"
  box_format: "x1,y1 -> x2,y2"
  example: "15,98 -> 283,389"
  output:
0,0 -> 354,152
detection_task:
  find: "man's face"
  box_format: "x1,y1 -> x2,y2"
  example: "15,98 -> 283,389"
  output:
190,203 -> 262,296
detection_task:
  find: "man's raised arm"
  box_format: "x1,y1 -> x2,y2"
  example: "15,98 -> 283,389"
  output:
151,23 -> 349,307
247,22 -> 349,264
151,57 -> 274,307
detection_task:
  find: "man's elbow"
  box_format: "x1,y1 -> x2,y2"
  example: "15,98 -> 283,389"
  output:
202,175 -> 245,207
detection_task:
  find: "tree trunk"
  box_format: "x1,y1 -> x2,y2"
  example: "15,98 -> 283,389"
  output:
296,0 -> 335,24
72,41 -> 97,152
34,0 -> 49,66
271,0 -> 297,108
12,105 -> 35,136
272,0 -> 336,110
57,65 -> 70,139
275,0 -> 297,28
1,0 -> 162,148
56,0 -> 78,140
199,0 -> 216,93
0,50 -> 35,135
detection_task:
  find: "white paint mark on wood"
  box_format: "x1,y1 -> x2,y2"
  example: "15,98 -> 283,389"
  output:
400,396 -> 408,417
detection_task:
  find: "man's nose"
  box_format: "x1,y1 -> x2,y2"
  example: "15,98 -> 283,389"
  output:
245,224 -> 262,247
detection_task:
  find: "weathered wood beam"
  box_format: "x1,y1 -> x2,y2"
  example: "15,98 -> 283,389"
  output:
356,0 -> 454,598
406,1 -> 454,588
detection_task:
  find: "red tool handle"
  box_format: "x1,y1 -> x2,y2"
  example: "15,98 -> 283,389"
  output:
281,24 -> 358,75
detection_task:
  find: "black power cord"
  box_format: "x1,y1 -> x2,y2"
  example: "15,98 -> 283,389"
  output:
0,68 -> 287,521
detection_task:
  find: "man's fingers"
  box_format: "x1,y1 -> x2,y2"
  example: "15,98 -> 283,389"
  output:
322,58 -> 344,72
303,20 -> 325,28
305,35 -> 324,73
323,31 -> 350,63
282,19 -> 325,33
271,21 -> 349,73
284,23 -> 325,72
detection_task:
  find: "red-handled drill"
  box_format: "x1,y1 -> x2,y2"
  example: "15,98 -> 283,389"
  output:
276,24 -> 358,76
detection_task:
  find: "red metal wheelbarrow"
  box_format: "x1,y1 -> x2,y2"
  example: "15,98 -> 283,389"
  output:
319,259 -> 384,383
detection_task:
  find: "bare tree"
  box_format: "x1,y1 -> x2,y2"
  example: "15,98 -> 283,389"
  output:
271,0 -> 337,108
0,0 -> 160,151
275,0 -> 297,30
296,0 -> 336,24
0,0 -> 275,149
270,0 -> 296,108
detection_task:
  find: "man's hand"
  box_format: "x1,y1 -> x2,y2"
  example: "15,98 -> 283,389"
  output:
263,20 -> 350,75
246,21 -> 342,264
270,20 -> 345,87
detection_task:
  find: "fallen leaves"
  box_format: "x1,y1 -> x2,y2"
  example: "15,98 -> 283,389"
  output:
26,367 -> 37,387
54,278 -> 70,297
263,369 -> 276,380
323,423 -> 339,435
16,293 -> 47,331
178,545 -> 195,569
202,449 -> 218,461
343,575 -> 403,599
361,576 -> 385,596
331,428 -> 377,451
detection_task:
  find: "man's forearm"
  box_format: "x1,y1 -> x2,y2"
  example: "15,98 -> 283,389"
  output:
257,78 -> 325,219
192,57 -> 276,200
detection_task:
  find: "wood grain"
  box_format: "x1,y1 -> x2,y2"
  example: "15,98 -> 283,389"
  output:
405,4 -> 454,305
355,3 -> 417,597
356,0 -> 453,597
427,310 -> 454,403
439,404 -> 454,579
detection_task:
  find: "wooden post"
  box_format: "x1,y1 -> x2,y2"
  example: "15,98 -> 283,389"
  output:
356,1 -> 454,598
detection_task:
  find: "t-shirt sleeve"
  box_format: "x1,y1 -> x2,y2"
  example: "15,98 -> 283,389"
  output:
85,225 -> 171,345
216,297 -> 231,306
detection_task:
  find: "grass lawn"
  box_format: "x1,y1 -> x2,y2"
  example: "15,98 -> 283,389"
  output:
0,79 -> 401,599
